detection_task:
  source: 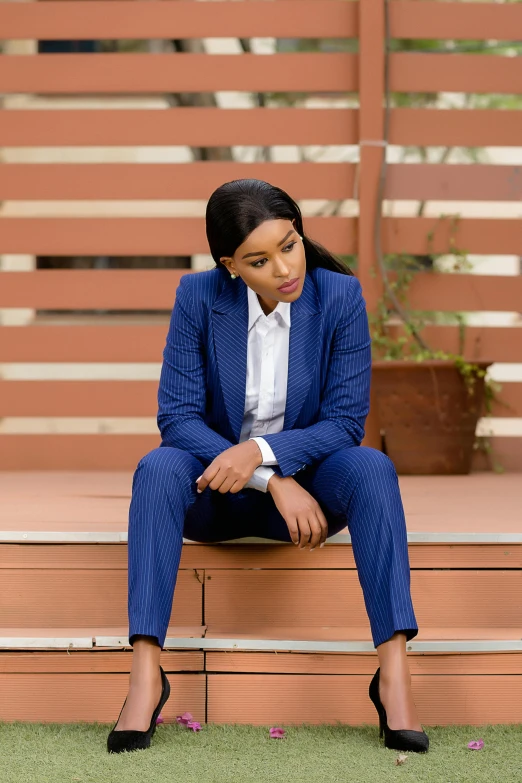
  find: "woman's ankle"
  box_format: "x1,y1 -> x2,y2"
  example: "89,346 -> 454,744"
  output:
130,636 -> 161,676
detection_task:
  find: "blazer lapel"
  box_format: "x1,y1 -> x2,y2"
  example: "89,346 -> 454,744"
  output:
212,272 -> 321,442
283,272 -> 322,430
212,278 -> 249,443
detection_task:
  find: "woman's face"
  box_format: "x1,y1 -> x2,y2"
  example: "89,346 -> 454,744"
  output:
220,218 -> 306,314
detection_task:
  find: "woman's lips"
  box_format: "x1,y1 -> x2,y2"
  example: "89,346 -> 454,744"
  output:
277,277 -> 299,293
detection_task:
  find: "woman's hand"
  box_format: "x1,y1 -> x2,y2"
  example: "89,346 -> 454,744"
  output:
267,475 -> 328,551
195,440 -> 263,494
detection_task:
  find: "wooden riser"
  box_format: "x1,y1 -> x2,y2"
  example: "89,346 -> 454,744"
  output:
2,562 -> 521,631
0,652 -> 521,726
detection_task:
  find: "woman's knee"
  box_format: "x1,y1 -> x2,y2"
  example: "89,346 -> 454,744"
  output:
134,446 -> 203,491
327,446 -> 398,507
330,445 -> 396,481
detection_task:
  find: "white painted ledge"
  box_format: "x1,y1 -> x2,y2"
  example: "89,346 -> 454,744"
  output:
1,635 -> 521,654
1,531 -> 521,544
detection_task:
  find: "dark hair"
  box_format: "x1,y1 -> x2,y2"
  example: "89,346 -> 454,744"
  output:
205,179 -> 354,278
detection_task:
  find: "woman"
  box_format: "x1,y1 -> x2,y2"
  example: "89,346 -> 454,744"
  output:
107,179 -> 429,755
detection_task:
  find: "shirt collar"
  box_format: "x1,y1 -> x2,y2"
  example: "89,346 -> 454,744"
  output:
247,284 -> 292,330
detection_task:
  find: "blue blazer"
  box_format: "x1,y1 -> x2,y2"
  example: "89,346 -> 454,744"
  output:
157,266 -> 372,479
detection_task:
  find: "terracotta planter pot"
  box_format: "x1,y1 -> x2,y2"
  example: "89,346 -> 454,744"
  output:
371,359 -> 492,475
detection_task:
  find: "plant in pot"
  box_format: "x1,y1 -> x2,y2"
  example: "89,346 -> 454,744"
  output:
365,0 -> 515,475
369,246 -> 502,475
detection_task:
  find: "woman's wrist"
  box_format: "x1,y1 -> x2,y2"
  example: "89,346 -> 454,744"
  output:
267,474 -> 290,493
247,438 -> 264,467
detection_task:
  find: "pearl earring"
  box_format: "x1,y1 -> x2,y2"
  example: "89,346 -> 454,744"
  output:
230,273 -> 237,280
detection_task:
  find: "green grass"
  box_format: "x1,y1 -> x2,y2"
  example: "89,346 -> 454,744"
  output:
1,722 -> 520,783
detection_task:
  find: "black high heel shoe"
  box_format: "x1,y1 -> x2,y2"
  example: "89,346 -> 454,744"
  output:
369,667 -> 429,753
107,665 -> 171,754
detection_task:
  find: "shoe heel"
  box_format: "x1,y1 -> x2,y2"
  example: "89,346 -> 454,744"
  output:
368,666 -> 429,754
107,664 -> 170,754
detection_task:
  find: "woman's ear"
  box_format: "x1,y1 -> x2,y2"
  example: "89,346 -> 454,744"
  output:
220,257 -> 237,277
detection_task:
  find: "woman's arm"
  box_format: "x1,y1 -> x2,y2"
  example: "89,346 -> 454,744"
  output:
158,276 -> 284,491
157,275 -> 235,465
260,276 -> 372,477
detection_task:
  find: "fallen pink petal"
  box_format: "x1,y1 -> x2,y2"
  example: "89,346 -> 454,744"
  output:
176,711 -> 194,725
468,739 -> 485,750
269,727 -> 286,739
156,713 -> 164,725
187,720 -> 202,732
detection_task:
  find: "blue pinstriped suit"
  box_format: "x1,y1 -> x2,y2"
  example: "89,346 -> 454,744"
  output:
127,266 -> 419,649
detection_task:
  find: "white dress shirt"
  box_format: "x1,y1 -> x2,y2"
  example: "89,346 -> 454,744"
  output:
239,284 -> 291,492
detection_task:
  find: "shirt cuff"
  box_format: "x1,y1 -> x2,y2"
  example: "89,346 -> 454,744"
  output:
249,436 -> 279,465
244,466 -> 276,493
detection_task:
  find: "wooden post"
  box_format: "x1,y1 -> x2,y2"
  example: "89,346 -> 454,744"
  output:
358,0 -> 386,450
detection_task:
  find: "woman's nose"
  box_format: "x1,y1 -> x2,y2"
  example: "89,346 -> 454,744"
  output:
273,257 -> 290,276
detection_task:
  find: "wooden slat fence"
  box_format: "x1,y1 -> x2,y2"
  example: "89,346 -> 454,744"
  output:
0,0 -> 521,469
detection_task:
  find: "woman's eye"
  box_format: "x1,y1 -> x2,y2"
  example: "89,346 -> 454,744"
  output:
250,241 -> 296,268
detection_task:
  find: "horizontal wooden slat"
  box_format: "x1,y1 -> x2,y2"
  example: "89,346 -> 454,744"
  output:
2,108 -> 521,149
207,673 -> 522,726
0,381 -> 159,417
0,325 -> 169,362
0,435 -> 159,470
0,434 -> 517,471
3,52 -> 519,97
384,217 -> 522,256
207,650 -> 522,676
0,53 -> 357,94
1,379 -> 520,418
0,672 -> 205,724
0,269 -> 189,309
0,108 -> 359,147
386,164 -> 522,202
3,162 -> 521,202
0,649 -> 203,674
391,52 -> 522,95
391,0 -> 522,41
1,568 -> 199,627
471,438 -> 522,473
1,324 -> 520,363
491,384 -> 522,419
406,272 -> 522,313
4,2 -> 521,47
0,162 -> 357,201
0,217 -> 357,255
1,216 -> 520,255
0,0 -> 357,39
399,325 -> 522,363
390,108 -> 522,147
204,570 -> 522,628
1,269 -> 521,313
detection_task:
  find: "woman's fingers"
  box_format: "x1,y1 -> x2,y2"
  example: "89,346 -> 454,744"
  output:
286,517 -> 300,546
296,508 -> 327,550
296,515 -> 313,549
228,479 -> 243,494
207,467 -> 229,492
315,507 -> 329,548
306,512 -> 323,550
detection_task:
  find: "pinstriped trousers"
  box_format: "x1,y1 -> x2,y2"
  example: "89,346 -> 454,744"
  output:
127,445 -> 419,650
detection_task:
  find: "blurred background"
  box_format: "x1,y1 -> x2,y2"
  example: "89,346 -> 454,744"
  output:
0,0 -> 521,471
